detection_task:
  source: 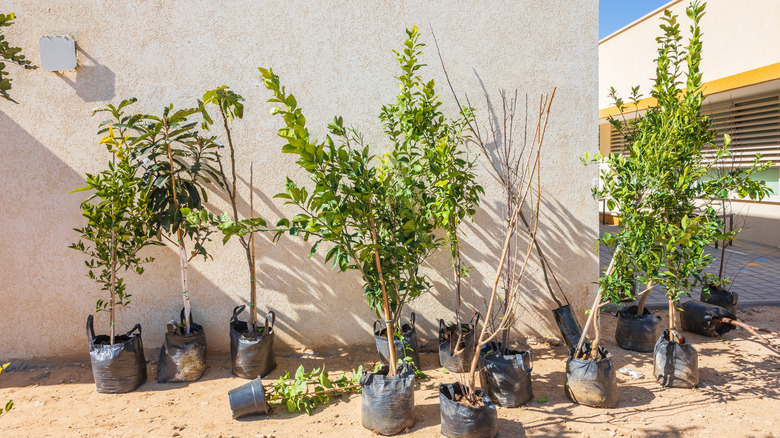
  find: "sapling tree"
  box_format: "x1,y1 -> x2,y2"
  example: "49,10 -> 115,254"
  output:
127,103 -> 222,334
197,86 -> 267,330
70,99 -> 159,344
264,365 -> 363,415
581,1 -> 771,358
0,12 -> 37,103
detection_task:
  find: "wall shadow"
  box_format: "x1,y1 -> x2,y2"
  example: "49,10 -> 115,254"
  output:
54,45 -> 115,102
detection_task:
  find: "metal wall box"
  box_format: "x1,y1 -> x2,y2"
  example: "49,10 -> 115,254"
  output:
39,35 -> 76,71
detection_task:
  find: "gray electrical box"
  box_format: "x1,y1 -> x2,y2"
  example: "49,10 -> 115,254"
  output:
39,35 -> 76,71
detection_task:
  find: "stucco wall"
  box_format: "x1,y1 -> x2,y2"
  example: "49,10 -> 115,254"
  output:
1,1 -> 598,361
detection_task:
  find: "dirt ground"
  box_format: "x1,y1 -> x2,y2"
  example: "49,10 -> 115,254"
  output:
2,306 -> 779,438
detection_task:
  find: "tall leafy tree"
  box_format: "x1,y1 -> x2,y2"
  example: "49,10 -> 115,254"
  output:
581,1 -> 772,357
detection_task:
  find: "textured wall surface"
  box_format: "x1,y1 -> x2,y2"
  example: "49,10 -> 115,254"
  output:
1,1 -> 598,360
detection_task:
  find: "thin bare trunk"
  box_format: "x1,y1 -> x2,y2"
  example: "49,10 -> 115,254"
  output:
668,298 -> 676,340
367,201 -> 397,376
720,318 -> 780,354
635,281 -> 654,315
164,122 -> 191,334
249,163 -> 257,330
109,226 -> 116,345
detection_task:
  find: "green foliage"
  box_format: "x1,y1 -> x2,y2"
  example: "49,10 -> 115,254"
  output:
102,99 -> 223,259
0,12 -> 37,103
247,26 -> 459,326
70,101 -> 160,319
586,2 -> 772,305
0,363 -> 12,417
266,365 -> 362,415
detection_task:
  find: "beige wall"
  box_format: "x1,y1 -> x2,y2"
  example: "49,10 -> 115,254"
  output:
1,1 -> 598,360
599,0 -> 780,109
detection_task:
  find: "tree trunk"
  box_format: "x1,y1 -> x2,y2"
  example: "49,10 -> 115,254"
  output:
367,203 -> 397,376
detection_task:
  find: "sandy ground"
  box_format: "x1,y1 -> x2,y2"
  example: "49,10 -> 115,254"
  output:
1,306 -> 778,438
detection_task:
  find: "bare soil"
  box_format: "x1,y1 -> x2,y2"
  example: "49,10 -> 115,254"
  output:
2,306 -> 778,438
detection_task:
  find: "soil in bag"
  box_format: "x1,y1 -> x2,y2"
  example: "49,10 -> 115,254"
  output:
680,300 -> 736,337
615,305 -> 662,352
439,382 -> 498,438
654,329 -> 698,388
87,315 -> 147,394
565,342 -> 618,408
230,305 -> 277,379
374,312 -> 420,368
360,363 -> 415,436
553,305 -> 583,351
478,342 -> 533,407
438,315 -> 478,373
157,308 -> 208,383
702,283 -> 738,315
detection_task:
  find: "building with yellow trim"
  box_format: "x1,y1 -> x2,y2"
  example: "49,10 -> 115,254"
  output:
599,0 -> 780,245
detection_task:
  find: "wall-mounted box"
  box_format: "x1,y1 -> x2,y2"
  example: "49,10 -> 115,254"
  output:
39,35 -> 76,71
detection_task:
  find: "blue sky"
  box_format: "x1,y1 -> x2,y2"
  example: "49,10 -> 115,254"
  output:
600,0 -> 672,39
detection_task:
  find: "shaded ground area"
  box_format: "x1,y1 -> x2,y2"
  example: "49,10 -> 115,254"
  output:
600,225 -> 780,308
1,307 -> 778,437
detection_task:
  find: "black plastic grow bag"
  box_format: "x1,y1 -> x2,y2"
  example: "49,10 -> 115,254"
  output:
360,363 -> 415,436
374,312 -> 420,368
702,283 -> 738,315
228,376 -> 268,419
87,315 -> 147,394
229,305 -> 277,379
438,314 -> 478,373
478,342 -> 533,407
553,304 -> 583,350
439,383 -> 498,438
157,308 -> 208,383
565,342 -> 618,408
654,329 -> 698,388
615,305 -> 662,352
681,300 -> 736,337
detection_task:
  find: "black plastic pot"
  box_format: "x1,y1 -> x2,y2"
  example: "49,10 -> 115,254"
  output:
229,305 -> 277,379
615,305 -> 662,352
228,376 -> 268,419
439,383 -> 498,438
360,363 -> 415,436
86,315 -> 147,394
157,308 -> 208,383
680,300 -> 736,337
438,314 -> 479,373
374,312 -> 420,368
564,343 -> 618,408
478,342 -> 533,407
654,329 -> 699,388
702,283 -> 738,315
553,305 -> 583,350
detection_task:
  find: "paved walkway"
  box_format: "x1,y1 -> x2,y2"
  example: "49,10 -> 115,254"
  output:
599,225 -> 780,308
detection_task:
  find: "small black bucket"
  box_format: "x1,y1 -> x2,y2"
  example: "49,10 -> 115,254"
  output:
654,329 -> 699,388
553,305 -> 583,351
360,363 -> 415,436
374,313 -> 420,368
228,376 -> 268,419
680,300 -> 736,337
615,305 -> 662,352
564,343 -> 618,408
438,314 -> 479,373
87,315 -> 147,394
157,308 -> 208,383
439,383 -> 498,438
478,342 -> 533,407
702,283 -> 738,315
230,305 -> 277,379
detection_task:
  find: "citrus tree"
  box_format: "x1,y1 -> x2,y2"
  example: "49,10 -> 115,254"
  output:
582,1 -> 772,356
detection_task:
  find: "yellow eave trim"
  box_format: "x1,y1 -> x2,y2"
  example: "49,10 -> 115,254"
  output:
599,62 -> 780,120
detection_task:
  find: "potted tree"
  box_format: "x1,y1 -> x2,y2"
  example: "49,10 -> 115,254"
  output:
438,91 -> 554,438
197,86 -> 277,379
70,99 -> 159,393
0,12 -> 37,103
584,1 -> 771,390
122,102 -> 223,383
